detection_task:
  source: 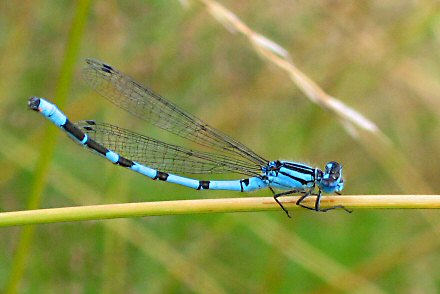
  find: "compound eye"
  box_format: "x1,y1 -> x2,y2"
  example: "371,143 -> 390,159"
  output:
330,170 -> 340,180
326,162 -> 341,179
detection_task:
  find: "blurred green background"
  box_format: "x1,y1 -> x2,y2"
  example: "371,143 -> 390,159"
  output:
1,1 -> 440,293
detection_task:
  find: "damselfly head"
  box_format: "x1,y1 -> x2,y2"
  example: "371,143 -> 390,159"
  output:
318,161 -> 344,194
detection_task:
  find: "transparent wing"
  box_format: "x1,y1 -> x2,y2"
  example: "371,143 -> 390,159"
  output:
76,120 -> 263,177
82,58 -> 268,169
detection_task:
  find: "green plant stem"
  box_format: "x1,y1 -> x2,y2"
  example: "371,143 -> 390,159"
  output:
0,195 -> 439,227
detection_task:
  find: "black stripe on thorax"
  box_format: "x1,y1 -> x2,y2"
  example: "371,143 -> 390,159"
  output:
280,162 -> 315,175
279,171 -> 313,186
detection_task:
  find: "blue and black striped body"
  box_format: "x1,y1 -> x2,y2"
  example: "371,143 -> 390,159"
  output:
28,59 -> 348,216
29,97 -> 270,192
265,161 -> 318,190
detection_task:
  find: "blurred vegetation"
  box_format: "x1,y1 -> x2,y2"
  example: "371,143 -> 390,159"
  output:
1,0 -> 439,293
